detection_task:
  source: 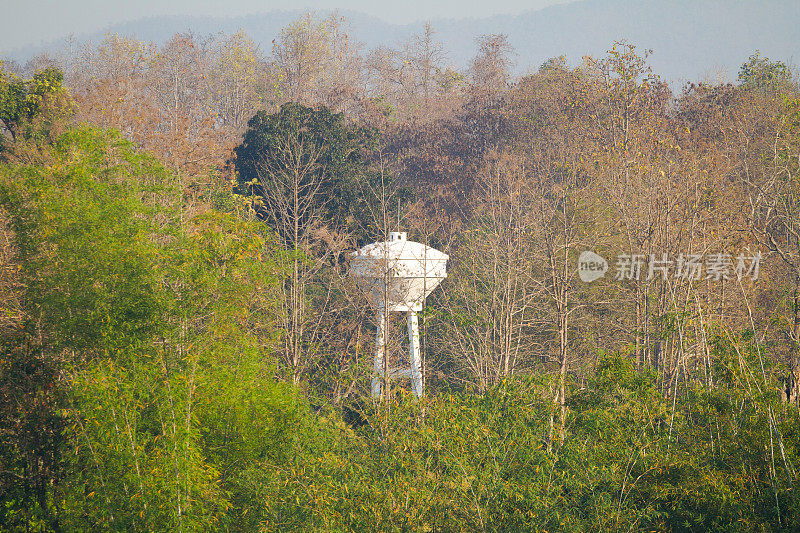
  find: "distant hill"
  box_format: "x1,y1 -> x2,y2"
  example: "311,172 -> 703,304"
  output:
4,0 -> 799,85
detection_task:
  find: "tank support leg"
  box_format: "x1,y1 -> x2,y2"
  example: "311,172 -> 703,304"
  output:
408,311 -> 423,397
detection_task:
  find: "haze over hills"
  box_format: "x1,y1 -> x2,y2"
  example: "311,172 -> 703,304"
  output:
4,0 -> 799,85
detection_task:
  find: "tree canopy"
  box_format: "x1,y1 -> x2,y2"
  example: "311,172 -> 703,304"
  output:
1,18 -> 800,531
0,65 -> 72,153
234,102 -> 392,242
737,51 -> 793,90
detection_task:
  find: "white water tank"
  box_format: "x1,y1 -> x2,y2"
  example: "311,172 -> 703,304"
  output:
349,232 -> 448,312
349,232 -> 448,398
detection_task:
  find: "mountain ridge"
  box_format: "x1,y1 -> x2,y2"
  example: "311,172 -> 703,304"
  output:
4,0 -> 799,85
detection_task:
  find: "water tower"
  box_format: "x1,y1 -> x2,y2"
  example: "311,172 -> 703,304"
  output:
349,232 -> 448,398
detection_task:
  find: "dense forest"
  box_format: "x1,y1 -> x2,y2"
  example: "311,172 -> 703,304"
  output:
1,13 -> 800,532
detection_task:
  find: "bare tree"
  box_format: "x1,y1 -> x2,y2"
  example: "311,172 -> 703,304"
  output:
438,151 -> 544,391
469,34 -> 514,95
254,125 -> 329,382
209,30 -> 269,133
737,91 -> 800,405
271,13 -> 364,112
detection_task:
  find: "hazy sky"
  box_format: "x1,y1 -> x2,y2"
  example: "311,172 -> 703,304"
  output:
0,0 -> 572,52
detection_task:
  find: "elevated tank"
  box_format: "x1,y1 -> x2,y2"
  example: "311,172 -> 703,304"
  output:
349,232 -> 448,311
349,232 -> 448,397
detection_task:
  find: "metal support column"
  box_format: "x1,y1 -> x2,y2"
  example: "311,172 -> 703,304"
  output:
407,310 -> 423,397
